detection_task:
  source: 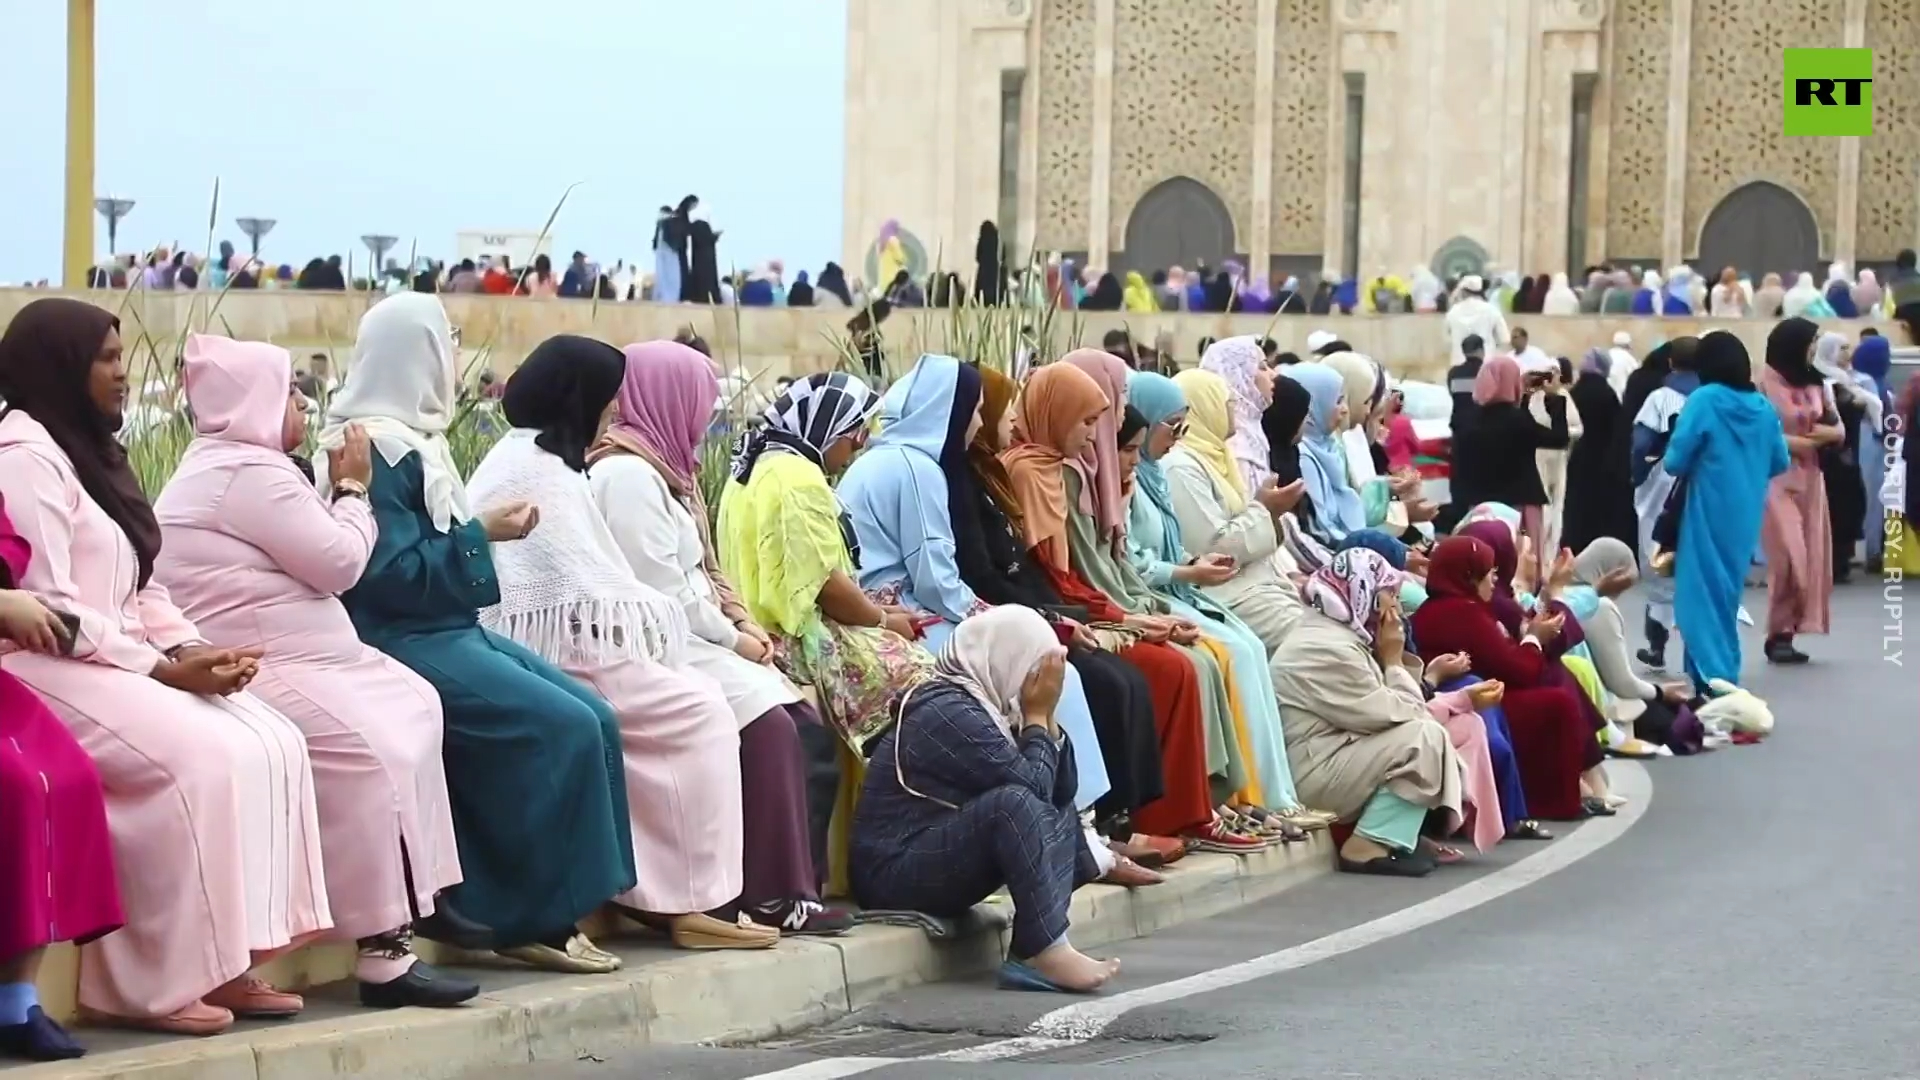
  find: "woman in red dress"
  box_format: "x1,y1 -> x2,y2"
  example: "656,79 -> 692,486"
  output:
1408,533 -> 1605,822
0,494 -> 124,1061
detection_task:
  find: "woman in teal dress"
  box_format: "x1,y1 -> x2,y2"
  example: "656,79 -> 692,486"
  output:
317,294 -> 636,974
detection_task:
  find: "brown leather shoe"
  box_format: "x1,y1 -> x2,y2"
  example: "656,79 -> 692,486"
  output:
203,976 -> 303,1019
1099,856 -> 1164,887
81,1000 -> 234,1037
1115,833 -> 1188,867
668,913 -> 779,950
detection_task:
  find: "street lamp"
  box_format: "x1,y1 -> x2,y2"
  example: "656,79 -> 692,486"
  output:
361,235 -> 398,285
93,197 -> 134,260
235,217 -> 276,256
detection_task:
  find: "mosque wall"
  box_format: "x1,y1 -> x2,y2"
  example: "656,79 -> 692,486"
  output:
843,0 -> 1920,286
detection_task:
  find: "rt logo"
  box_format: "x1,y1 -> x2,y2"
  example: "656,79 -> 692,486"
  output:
1783,48 -> 1875,136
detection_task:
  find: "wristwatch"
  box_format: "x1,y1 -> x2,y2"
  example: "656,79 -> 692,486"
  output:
332,478 -> 369,501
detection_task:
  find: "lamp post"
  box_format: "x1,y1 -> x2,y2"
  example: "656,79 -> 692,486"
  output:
93,197 -> 134,261
62,0 -> 96,289
235,218 -> 277,257
362,235 -> 398,287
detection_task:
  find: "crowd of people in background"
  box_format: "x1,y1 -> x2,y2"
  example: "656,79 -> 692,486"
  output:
2,243 -> 1916,1063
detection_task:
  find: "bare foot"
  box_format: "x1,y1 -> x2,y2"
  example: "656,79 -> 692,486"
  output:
1028,941 -> 1121,992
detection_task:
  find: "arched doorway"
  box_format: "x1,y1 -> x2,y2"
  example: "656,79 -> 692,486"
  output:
1696,182 -> 1820,280
1121,177 -> 1235,274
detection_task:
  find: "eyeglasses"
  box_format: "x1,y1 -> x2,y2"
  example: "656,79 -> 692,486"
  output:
1162,420 -> 1188,439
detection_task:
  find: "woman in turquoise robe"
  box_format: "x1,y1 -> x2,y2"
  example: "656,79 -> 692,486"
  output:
1663,332 -> 1789,691
1122,371 -> 1303,819
319,294 -> 636,972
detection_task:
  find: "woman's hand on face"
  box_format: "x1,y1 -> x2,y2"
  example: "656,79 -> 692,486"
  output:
1424,651 -> 1472,684
1256,478 -> 1307,515
1372,604 -> 1407,664
732,632 -> 771,664
1020,652 -> 1067,728
481,501 -> 540,542
0,590 -> 67,654
326,422 -> 374,488
1466,680 -> 1506,708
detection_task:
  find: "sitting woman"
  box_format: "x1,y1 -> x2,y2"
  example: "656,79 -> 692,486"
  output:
468,336 -> 776,950
715,372 -> 937,757
851,607 -> 1119,993
1151,368 -> 1309,653
959,366 -> 1176,866
1,497 -> 122,1062
1196,336 -> 1280,496
1269,549 -> 1477,877
1410,535 -> 1607,823
587,339 -> 850,934
1320,351 -> 1432,538
0,297 -> 328,1035
1278,363 -> 1371,546
1004,358 -> 1272,851
320,294 -> 637,973
1111,381 -> 1318,834
1562,539 -> 1694,742
154,334 -> 475,1006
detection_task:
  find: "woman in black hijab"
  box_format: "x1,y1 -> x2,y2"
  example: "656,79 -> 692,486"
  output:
1561,349 -> 1637,554
1082,273 -> 1124,312
0,298 -> 162,586
1204,271 -> 1236,313
974,222 -> 1004,305
1759,316 -> 1837,662
501,336 -> 628,471
1262,371 -> 1315,524
816,262 -> 855,307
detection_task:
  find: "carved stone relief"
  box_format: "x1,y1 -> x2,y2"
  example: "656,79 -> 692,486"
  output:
1682,0 -> 1841,258
1272,0 -> 1332,256
1035,0 -> 1096,251
1860,0 -> 1919,258
1604,0 -> 1671,258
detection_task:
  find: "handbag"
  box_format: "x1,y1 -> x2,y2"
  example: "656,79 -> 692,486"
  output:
1651,473 -> 1688,555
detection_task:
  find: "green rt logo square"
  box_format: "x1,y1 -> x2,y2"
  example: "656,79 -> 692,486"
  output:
1784,48 -> 1874,136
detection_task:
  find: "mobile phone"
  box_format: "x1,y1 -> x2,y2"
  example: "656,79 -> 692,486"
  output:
53,610 -> 80,656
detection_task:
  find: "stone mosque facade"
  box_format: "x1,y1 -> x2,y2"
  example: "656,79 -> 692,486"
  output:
841,0 -> 1919,286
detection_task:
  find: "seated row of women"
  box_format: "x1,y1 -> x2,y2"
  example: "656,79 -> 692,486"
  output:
0,295 -> 851,1058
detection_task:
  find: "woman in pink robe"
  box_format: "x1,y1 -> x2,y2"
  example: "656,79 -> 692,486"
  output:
1759,318 -> 1836,664
0,298 -> 330,1037
1,496 -> 123,1062
153,334 -> 476,1009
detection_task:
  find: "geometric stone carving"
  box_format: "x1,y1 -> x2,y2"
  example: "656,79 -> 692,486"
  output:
1605,0 -> 1671,259
1271,0 -> 1332,257
1696,180 -> 1821,279
1109,0 -> 1259,254
1430,235 -> 1492,280
1035,0 -> 1096,251
1860,0 -> 1920,259
1682,0 -> 1841,260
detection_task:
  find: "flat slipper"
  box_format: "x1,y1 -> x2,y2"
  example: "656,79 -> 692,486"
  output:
1581,797 -> 1617,817
1338,849 -> 1436,877
1507,819 -> 1555,841
996,960 -> 1097,994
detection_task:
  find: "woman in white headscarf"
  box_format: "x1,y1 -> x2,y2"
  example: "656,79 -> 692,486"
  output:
1782,272 -> 1833,318
1663,267 -> 1697,315
1540,272 -> 1580,316
1409,266 -> 1445,313
1606,332 -> 1637,397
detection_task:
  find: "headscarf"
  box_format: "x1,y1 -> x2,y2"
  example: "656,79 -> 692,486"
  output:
1122,271 -> 1157,313
1573,536 -> 1636,587
1454,500 -> 1523,539
971,365 -> 1027,532
1127,371 -> 1192,538
1580,347 -> 1611,380
730,371 -> 881,482
1062,348 -> 1131,538
162,335 -> 308,522
1542,272 -> 1580,315
1260,371 -> 1313,485
1302,547 -> 1406,647
1335,528 -> 1409,570
1198,336 -> 1269,486
1001,361 -> 1109,565
502,336 -> 629,472
817,262 -> 855,306
1459,520 -> 1525,635
1695,330 -> 1756,391
1811,331 -> 1852,383
1281,362 -> 1367,539
1168,370 -> 1246,513
1320,351 -> 1380,429
1852,334 -> 1893,402
1852,269 -> 1883,313
1782,272 -> 1823,317
787,272 -> 815,307
1764,317 -> 1825,389
0,297 -> 162,586
1424,534 -> 1497,602
935,605 -> 1067,740
1472,353 -> 1525,405
590,340 -> 720,490
318,293 -> 470,531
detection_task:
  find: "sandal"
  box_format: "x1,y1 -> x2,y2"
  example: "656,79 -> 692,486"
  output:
1507,819 -> 1555,841
1337,848 -> 1437,877
1581,797 -> 1617,818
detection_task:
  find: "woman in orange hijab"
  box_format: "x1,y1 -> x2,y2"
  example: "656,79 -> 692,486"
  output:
1000,361 -> 1261,853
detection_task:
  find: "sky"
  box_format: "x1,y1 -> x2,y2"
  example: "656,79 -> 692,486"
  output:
1,1 -> 847,283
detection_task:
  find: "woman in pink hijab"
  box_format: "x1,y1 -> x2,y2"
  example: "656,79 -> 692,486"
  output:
153,335 -> 477,1011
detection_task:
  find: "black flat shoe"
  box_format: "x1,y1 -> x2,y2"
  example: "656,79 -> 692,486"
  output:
1581,797 -> 1617,817
358,962 -> 481,1009
413,906 -> 495,951
1507,819 -> 1555,841
1338,849 -> 1437,877
1636,648 -> 1667,672
1763,636 -> 1811,665
0,1006 -> 86,1061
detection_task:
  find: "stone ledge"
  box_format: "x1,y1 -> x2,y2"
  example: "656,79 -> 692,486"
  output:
5,839 -> 1331,1080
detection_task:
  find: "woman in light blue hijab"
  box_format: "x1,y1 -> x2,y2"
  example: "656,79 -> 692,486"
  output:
837,354 -> 1113,817
1280,363 -> 1368,544
1123,372 -> 1304,823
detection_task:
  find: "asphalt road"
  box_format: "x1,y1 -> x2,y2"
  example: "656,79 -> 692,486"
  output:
484,582 -> 1919,1080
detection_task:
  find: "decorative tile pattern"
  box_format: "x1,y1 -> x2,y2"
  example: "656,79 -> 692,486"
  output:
1681,0 -> 1842,257
1604,0 -> 1671,258
1271,0 -> 1332,256
1860,0 -> 1919,259
1036,0 -> 1096,251
1109,0 -> 1259,252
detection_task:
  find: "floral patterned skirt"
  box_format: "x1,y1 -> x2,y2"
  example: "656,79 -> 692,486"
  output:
772,618 -> 935,755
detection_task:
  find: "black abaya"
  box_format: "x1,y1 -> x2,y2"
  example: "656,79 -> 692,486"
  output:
1560,372 -> 1639,554
687,221 -> 722,304
1823,389 -> 1868,579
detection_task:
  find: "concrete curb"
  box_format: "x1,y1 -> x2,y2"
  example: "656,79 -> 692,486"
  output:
11,838 -> 1330,1080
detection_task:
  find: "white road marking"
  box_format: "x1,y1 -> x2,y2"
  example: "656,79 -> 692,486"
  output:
740,761 -> 1650,1079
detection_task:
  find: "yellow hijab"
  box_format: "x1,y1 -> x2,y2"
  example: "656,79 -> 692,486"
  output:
1122,271 -> 1157,313
1171,369 -> 1248,514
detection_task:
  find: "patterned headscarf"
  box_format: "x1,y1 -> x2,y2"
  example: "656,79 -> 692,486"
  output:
730,371 -> 880,482
1303,547 -> 1406,647
1200,336 -> 1271,487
